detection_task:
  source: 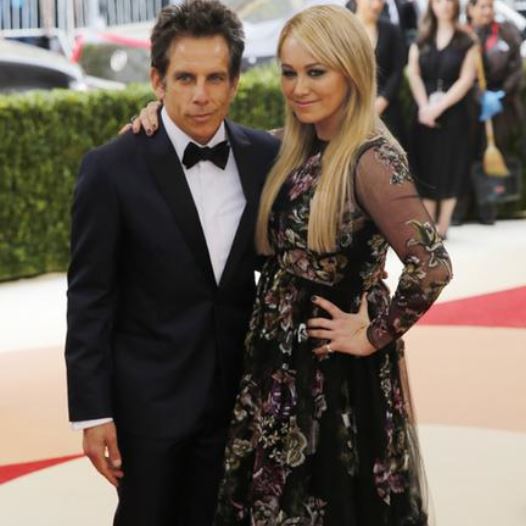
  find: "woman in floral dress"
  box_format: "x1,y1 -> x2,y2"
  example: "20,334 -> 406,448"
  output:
214,5 -> 452,525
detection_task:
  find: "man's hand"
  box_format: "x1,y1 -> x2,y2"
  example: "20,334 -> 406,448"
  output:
83,422 -> 124,487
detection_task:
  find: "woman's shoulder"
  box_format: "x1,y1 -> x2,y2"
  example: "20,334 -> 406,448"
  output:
355,134 -> 412,185
452,27 -> 477,51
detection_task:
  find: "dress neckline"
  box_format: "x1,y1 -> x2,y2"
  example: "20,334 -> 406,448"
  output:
311,138 -> 328,155
435,30 -> 456,52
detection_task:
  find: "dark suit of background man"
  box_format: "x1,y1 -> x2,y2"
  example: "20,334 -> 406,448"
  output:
65,2 -> 280,525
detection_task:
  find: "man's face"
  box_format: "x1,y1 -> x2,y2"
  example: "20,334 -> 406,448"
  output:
151,35 -> 239,145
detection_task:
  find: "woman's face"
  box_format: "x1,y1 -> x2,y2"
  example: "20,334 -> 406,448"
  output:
280,35 -> 350,140
431,0 -> 457,23
356,0 -> 386,23
468,0 -> 495,26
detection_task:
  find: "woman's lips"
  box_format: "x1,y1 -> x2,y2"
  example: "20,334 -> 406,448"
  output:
293,100 -> 318,109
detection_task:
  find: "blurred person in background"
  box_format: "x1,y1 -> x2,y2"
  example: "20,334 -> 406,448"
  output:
407,0 -> 477,239
347,0 -> 419,44
352,0 -> 409,145
452,0 -> 524,225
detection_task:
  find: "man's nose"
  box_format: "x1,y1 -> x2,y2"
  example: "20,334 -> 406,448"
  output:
192,81 -> 210,105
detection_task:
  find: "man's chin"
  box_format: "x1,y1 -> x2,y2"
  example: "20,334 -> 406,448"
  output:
185,122 -> 223,145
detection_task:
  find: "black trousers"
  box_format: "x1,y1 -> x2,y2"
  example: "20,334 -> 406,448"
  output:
113,374 -> 232,526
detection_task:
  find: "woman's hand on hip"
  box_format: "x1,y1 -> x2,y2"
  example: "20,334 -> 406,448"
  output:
307,294 -> 376,358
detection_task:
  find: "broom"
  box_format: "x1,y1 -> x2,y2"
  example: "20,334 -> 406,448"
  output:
475,46 -> 509,177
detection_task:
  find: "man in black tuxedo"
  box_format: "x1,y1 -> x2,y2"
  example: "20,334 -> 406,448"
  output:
65,2 -> 279,525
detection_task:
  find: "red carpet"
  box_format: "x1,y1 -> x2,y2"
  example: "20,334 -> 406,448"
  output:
420,286 -> 526,328
0,454 -> 83,485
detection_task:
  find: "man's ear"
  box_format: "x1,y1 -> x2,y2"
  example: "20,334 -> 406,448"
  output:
150,68 -> 165,100
229,75 -> 241,102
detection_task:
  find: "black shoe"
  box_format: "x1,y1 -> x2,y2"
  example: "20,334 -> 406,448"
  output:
479,217 -> 495,225
478,203 -> 496,225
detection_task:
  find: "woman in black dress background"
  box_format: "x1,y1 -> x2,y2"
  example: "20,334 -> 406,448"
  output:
354,0 -> 408,145
407,0 -> 477,239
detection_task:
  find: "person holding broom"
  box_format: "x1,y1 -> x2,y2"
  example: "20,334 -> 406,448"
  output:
452,0 -> 524,225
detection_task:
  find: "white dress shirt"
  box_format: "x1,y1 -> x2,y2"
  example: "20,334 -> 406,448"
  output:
72,109 -> 246,431
385,0 -> 400,25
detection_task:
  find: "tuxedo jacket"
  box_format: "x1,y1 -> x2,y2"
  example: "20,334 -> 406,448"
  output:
65,119 -> 280,438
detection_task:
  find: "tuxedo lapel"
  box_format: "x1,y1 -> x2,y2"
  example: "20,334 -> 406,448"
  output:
145,124 -> 217,289
219,121 -> 261,288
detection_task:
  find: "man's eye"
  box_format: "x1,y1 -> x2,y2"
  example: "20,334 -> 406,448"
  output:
176,74 -> 192,82
209,74 -> 226,83
308,69 -> 326,78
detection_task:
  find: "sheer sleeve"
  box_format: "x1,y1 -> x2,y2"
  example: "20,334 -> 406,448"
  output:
354,140 -> 453,349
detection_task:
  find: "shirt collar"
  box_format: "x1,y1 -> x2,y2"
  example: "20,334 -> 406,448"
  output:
161,107 -> 227,162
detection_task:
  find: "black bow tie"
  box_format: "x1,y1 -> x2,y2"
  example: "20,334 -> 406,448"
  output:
182,140 -> 230,170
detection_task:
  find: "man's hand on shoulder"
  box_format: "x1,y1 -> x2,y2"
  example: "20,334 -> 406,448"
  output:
83,421 -> 124,487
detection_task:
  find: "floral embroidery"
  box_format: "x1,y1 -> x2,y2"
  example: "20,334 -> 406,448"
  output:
374,140 -> 413,185
373,354 -> 410,505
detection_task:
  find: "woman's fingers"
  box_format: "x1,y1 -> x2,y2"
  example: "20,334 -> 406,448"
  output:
308,329 -> 333,340
311,296 -> 342,318
313,342 -> 334,357
119,123 -> 132,135
145,100 -> 161,132
132,101 -> 162,135
131,117 -> 141,134
306,317 -> 333,329
147,100 -> 162,113
138,107 -> 154,135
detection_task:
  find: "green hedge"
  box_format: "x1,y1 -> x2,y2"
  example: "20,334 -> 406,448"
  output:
0,69 -> 283,281
0,64 -> 524,281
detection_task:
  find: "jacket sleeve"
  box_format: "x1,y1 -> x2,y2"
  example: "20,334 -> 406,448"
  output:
354,140 -> 453,349
378,23 -> 407,103
501,23 -> 523,96
65,150 -> 120,421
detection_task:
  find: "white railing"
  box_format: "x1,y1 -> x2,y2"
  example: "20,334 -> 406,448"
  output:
0,0 -> 166,31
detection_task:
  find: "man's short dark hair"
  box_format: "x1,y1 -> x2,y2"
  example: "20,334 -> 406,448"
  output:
151,0 -> 245,79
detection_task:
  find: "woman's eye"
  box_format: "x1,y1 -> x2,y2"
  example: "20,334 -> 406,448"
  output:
281,70 -> 296,78
308,69 -> 326,77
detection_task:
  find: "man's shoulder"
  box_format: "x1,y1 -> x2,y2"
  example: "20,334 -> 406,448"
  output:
83,129 -> 144,167
228,121 -> 281,151
77,130 -> 150,193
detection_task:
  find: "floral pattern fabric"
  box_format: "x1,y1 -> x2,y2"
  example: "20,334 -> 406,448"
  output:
215,137 -> 452,525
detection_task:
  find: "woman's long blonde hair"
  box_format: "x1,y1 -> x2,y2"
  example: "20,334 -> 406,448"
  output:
256,5 -> 380,255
